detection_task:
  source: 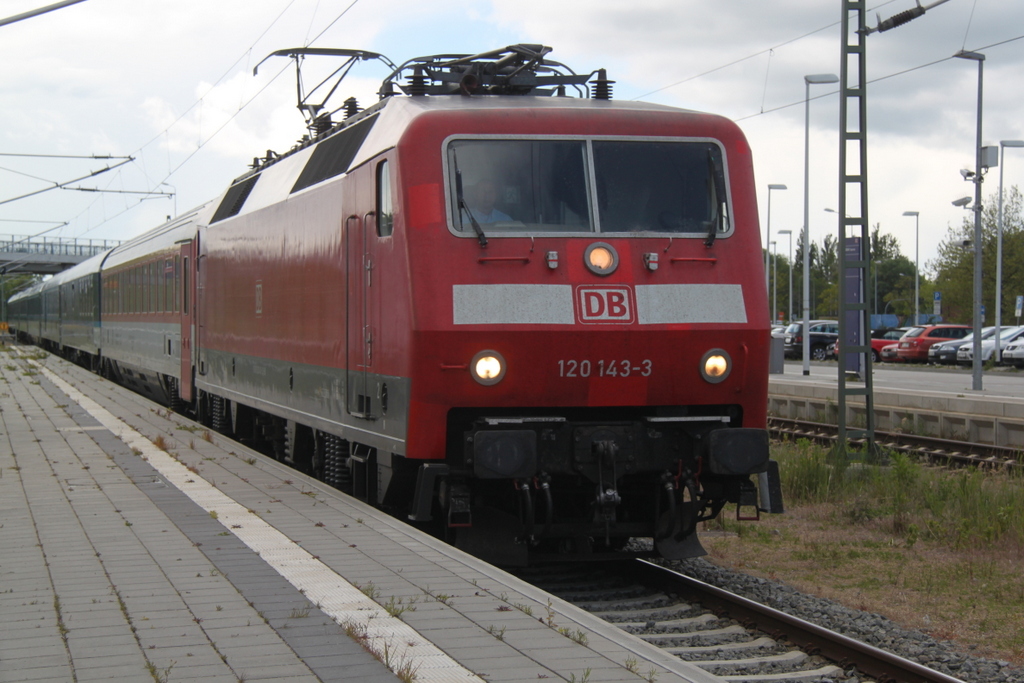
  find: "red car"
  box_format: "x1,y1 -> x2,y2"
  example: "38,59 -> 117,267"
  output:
880,342 -> 902,362
833,327 -> 915,362
897,325 -> 972,362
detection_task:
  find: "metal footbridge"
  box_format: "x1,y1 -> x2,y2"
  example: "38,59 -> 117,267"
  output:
0,234 -> 121,274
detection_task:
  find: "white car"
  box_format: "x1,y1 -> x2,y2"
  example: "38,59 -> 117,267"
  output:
956,325 -> 1024,364
1001,338 -> 1024,367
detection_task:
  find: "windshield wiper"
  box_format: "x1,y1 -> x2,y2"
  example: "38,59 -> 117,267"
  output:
452,151 -> 487,248
704,148 -> 727,248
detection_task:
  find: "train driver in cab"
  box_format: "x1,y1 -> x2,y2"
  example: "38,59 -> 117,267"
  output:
464,178 -> 512,223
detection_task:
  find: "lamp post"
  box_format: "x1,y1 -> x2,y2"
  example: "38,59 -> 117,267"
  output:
770,241 -> 778,322
803,74 -> 839,375
778,229 -> 793,322
766,184 -> 787,321
995,140 -> 1024,363
954,50 -> 985,391
902,211 -> 919,325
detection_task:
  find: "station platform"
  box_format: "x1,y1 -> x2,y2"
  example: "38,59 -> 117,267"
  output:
0,345 -> 720,683
770,361 -> 1024,447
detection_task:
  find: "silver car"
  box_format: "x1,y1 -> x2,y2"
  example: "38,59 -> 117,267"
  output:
956,326 -> 1024,365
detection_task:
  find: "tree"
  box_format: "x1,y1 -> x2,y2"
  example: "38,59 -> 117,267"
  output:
931,186 -> 1023,325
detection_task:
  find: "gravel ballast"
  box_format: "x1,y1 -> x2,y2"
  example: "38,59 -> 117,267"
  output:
664,557 -> 1024,683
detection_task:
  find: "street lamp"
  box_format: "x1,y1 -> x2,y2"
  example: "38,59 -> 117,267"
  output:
770,241 -> 778,322
995,140 -> 1024,362
778,229 -> 793,322
766,184 -> 787,321
902,211 -> 919,326
954,49 -> 985,391
803,73 -> 839,375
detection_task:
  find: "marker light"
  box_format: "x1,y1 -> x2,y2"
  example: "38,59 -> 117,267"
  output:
471,350 -> 506,385
584,242 -> 618,276
700,349 -> 732,384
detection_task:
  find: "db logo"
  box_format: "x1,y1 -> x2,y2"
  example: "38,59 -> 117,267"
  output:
576,286 -> 635,323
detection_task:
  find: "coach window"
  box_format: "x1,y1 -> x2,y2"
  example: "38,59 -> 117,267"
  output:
129,267 -> 135,313
377,159 -> 393,237
144,263 -> 151,313
182,257 -> 189,315
165,259 -> 173,312
174,256 -> 180,312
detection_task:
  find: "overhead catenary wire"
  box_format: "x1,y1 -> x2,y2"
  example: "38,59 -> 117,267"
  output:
67,0 -> 363,240
734,32 -> 1024,122
630,0 -> 902,102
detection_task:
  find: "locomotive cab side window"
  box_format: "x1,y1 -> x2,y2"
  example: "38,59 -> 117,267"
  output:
445,137 -> 730,238
377,159 -> 393,237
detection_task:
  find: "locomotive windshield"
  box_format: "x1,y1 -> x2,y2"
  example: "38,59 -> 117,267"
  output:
446,138 -> 729,237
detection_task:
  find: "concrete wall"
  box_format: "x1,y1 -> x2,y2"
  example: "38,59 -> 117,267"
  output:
768,379 -> 1024,448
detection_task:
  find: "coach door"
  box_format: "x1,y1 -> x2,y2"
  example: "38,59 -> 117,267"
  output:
178,240 -> 196,402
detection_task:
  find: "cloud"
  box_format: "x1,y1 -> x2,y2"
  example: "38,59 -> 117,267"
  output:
2,0 -> 1024,266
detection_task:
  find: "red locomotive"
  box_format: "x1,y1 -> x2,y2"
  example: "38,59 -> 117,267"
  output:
9,45 -> 781,564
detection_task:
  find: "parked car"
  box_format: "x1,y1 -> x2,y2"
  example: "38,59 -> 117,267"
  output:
784,320 -> 839,361
897,324 -> 972,362
928,327 -> 994,365
1002,338 -> 1024,367
870,327 -> 913,362
830,327 -> 910,362
880,342 -> 901,362
956,325 -> 1024,365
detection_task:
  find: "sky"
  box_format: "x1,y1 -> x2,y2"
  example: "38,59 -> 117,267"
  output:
2,0 -> 1023,277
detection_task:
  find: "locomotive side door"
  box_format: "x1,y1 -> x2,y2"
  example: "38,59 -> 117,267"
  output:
345,168 -> 375,418
345,159 -> 391,420
178,239 -> 196,402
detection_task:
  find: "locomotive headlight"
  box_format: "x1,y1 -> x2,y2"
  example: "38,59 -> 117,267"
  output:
584,242 -> 618,276
471,350 -> 506,385
700,349 -> 731,384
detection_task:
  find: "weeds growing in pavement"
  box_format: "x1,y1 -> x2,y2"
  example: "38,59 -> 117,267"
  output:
356,582 -> 381,600
342,619 -> 420,682
383,595 -> 417,619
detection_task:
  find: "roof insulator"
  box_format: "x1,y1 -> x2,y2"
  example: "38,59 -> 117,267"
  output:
592,69 -> 614,100
312,114 -> 333,136
343,97 -> 360,119
408,66 -> 428,96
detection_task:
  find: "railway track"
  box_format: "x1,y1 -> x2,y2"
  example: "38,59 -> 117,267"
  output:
768,416 -> 1023,470
518,559 -> 966,683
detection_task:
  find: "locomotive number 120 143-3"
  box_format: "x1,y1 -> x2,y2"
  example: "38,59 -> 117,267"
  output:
557,359 -> 653,377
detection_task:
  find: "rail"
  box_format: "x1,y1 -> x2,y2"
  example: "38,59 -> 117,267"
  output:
629,560 -> 967,683
769,416 -> 1023,469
